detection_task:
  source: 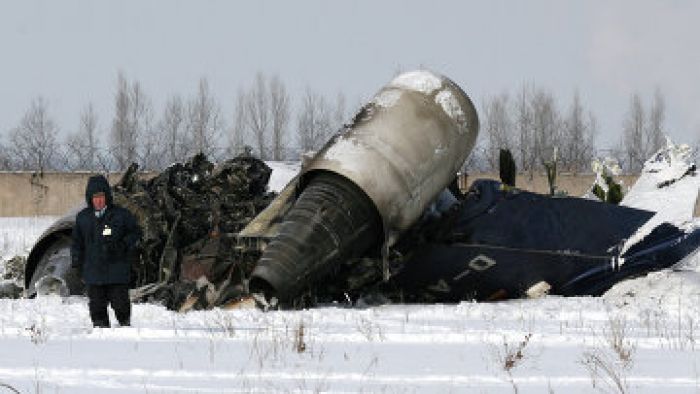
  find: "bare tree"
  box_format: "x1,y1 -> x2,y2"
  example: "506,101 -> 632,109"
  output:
131,81 -> 157,170
297,87 -> 332,154
647,87 -> 666,155
461,137 -> 490,172
109,72 -> 131,170
561,91 -> 596,173
159,94 -> 188,165
109,72 -> 155,170
622,93 -> 646,173
8,97 -> 60,171
269,75 -> 290,160
530,88 -> 561,172
110,73 -> 138,170
588,112 -> 599,163
186,77 -> 222,158
65,103 -> 102,170
334,91 -> 347,130
245,72 -> 270,159
0,143 -> 12,170
226,89 -> 248,157
139,124 -> 165,171
515,84 -> 536,176
482,93 -> 512,170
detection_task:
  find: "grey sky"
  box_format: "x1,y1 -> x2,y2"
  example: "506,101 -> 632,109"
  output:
1,0 -> 698,149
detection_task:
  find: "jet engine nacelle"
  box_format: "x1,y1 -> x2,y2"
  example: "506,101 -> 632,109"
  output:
249,71 -> 479,302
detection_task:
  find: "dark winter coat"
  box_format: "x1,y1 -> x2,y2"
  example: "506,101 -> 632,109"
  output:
71,175 -> 141,285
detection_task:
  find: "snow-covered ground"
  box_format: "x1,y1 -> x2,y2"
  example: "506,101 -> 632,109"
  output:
0,286 -> 698,394
0,216 -> 57,265
0,150 -> 698,393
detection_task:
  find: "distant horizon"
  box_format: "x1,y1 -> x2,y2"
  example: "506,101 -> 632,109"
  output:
1,1 -> 699,151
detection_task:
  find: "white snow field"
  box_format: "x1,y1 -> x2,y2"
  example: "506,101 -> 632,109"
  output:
0,216 -> 58,265
0,287 -> 698,394
0,150 -> 698,393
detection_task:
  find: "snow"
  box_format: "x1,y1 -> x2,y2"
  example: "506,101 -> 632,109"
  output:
0,291 -> 699,392
588,157 -> 623,198
389,70 -> 442,95
319,135 -> 367,176
435,89 -> 469,133
265,161 -> 301,193
372,88 -> 403,109
0,216 -> 57,266
620,140 -> 699,255
0,153 -> 698,393
622,140 -> 697,214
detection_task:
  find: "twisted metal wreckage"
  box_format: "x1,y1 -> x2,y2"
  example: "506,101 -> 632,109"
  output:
21,71 -> 700,310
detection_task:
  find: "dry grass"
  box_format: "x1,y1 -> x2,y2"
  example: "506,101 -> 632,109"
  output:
493,333 -> 533,394
501,333 -> 533,371
604,316 -> 635,368
294,319 -> 307,353
581,350 -> 628,394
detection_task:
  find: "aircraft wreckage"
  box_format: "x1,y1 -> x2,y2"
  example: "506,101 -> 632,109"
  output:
21,70 -> 700,310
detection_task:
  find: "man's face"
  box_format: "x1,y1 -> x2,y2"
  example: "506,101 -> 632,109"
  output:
92,192 -> 106,211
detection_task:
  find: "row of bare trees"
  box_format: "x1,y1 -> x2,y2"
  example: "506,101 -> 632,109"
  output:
474,86 -> 598,176
473,85 -> 680,175
0,71 -> 347,172
0,72 -> 696,174
621,89 -> 668,172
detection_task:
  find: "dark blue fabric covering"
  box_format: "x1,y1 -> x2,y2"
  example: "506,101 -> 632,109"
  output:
391,180 -> 700,300
453,180 -> 654,256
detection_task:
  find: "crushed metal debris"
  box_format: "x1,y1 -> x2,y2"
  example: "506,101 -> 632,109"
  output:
0,256 -> 26,299
113,153 -> 276,310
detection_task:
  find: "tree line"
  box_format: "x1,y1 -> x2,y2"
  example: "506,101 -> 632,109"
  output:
0,71 -> 347,172
0,72 -> 697,174
471,85 -> 693,175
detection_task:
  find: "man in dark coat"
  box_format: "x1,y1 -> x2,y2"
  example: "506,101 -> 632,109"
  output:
71,175 -> 141,328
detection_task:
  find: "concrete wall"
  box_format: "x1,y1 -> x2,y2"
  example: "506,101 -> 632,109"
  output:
0,171 -> 639,217
460,173 -> 640,197
0,172 -> 131,217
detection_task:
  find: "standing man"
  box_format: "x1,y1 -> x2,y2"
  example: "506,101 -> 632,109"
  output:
71,175 -> 141,328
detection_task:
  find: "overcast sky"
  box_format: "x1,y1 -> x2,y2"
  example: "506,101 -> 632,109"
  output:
1,0 -> 698,149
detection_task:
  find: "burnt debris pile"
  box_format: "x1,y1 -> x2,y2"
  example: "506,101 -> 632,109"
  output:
0,256 -> 26,298
113,153 -> 275,310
